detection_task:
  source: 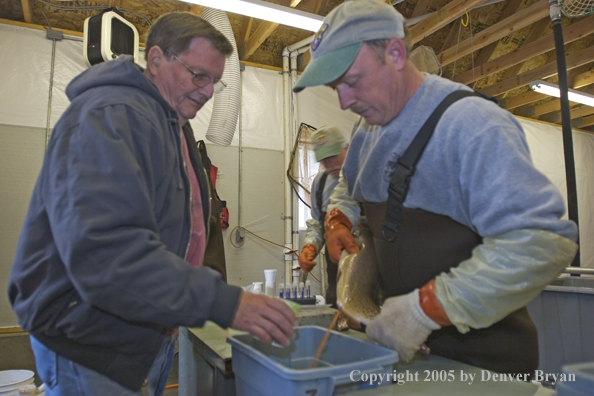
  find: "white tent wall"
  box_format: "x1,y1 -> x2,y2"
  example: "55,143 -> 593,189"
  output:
0,23 -> 294,327
520,117 -> 594,268
1,23 -> 593,329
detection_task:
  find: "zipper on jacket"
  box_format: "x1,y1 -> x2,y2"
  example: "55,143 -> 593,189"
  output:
179,126 -> 192,261
169,117 -> 191,260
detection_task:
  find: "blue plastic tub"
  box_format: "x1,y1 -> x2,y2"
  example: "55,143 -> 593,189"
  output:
557,361 -> 594,395
227,326 -> 399,396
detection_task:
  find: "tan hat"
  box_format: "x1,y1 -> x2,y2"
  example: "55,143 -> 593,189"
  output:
311,126 -> 348,162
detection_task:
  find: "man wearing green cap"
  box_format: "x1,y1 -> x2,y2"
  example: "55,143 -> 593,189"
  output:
294,0 -> 578,374
298,125 -> 351,307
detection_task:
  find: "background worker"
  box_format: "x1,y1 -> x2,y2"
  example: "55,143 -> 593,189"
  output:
9,12 -> 296,396
293,0 -> 578,374
298,125 -> 350,307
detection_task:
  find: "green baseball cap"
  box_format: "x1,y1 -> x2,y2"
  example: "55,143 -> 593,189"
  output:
293,0 -> 406,93
311,126 -> 348,162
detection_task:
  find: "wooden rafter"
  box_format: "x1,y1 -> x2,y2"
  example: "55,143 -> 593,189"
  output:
438,0 -> 550,67
496,18 -> 551,88
480,46 -> 594,97
410,0 -> 434,19
466,0 -> 523,84
454,15 -> 594,85
238,16 -> 253,44
510,66 -> 593,114
240,0 -> 304,61
21,0 -> 33,24
409,0 -> 487,44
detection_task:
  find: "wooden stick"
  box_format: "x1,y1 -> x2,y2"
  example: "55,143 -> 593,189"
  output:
311,311 -> 341,369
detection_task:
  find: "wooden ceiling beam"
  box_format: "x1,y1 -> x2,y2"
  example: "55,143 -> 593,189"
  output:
189,5 -> 205,14
303,0 -> 324,14
507,38 -> 593,113
409,0 -> 487,44
240,0 -> 304,61
539,104 -> 594,124
501,90 -> 547,110
467,0 -> 524,84
497,18 -> 551,88
573,69 -> 594,87
454,15 -> 594,85
21,0 -> 33,24
440,19 -> 462,53
583,114 -> 594,127
411,0 -> 435,19
511,61 -> 594,115
438,0 -> 549,67
479,45 -> 594,97
534,84 -> 594,117
238,16 -> 254,44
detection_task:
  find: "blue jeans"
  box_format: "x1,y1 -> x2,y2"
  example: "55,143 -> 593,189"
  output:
30,334 -> 176,396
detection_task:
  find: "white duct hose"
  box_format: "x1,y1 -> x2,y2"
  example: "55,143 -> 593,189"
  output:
201,8 -> 241,146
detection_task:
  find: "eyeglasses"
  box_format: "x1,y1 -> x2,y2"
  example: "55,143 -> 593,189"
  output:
166,50 -> 227,94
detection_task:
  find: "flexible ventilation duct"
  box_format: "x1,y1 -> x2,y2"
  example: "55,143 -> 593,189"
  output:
201,8 -> 241,146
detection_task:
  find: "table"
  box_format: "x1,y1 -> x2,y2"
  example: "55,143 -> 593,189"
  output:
179,321 -> 556,396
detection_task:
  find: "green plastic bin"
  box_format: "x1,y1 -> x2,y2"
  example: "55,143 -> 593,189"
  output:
227,326 -> 399,396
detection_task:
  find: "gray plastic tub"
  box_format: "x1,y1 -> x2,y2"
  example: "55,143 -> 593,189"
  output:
527,268 -> 594,374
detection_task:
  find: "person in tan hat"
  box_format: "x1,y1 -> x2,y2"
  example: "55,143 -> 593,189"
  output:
294,0 -> 578,375
298,125 -> 351,307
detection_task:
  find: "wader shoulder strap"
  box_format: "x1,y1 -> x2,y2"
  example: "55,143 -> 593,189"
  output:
382,90 -> 496,241
316,172 -> 329,221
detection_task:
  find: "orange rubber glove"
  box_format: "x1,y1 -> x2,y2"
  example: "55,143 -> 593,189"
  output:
324,208 -> 360,264
298,243 -> 318,272
419,279 -> 452,327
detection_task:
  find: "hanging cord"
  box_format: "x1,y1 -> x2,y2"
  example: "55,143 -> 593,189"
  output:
451,8 -> 475,83
229,225 -> 321,283
461,11 -> 470,26
468,10 -> 475,84
451,15 -> 463,80
33,1 -> 52,29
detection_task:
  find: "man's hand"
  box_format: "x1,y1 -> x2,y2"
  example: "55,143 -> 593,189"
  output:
325,208 -> 359,263
231,292 -> 298,346
366,289 -> 440,362
298,244 -> 317,272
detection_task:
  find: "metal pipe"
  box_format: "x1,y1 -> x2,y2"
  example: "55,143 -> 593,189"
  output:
564,267 -> 594,276
549,0 -> 580,268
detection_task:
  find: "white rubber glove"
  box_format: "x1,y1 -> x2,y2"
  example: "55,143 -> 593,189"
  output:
366,289 -> 440,362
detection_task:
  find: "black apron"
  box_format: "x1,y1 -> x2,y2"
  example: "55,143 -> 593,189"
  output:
316,172 -> 338,307
359,91 -> 538,374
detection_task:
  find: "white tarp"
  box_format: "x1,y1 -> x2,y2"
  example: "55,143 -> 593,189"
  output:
0,25 -> 52,128
0,24 -> 284,151
520,117 -> 594,267
1,22 -> 593,267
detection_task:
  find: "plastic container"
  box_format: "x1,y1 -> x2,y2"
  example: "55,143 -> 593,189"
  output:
227,326 -> 399,396
526,271 -> 594,373
0,370 -> 34,395
557,361 -> 594,396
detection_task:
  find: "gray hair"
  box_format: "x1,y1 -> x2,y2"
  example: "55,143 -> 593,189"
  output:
364,25 -> 412,63
145,12 -> 233,61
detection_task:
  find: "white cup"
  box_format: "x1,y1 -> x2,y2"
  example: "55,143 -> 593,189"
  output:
264,269 -> 277,282
265,281 -> 276,297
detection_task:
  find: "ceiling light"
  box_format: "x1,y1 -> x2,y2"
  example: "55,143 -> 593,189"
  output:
529,80 -> 594,107
187,0 -> 324,31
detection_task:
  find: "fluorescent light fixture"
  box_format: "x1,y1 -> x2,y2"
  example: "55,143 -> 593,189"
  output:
187,0 -> 324,31
529,80 -> 594,107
